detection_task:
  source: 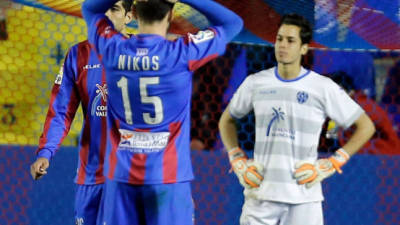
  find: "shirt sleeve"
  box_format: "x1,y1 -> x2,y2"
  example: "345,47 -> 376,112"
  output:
36,47 -> 81,160
228,75 -> 253,119
184,26 -> 228,71
325,80 -> 364,129
85,14 -> 125,61
81,0 -> 124,59
180,0 -> 243,42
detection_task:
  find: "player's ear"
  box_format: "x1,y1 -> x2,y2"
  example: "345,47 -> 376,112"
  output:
132,6 -> 138,20
301,43 -> 309,55
167,9 -> 173,23
125,9 -> 134,25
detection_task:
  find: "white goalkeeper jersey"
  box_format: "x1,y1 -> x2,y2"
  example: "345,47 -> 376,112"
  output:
228,66 -> 364,204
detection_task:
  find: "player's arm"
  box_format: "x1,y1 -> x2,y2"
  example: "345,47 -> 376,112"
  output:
180,0 -> 243,41
30,48 -> 80,180
219,108 -> 241,156
219,108 -> 263,189
295,113 -> 375,187
178,0 -> 243,71
341,112 -> 375,156
219,76 -> 263,189
219,76 -> 253,150
81,0 -> 117,26
295,81 -> 375,188
219,109 -> 240,151
81,0 -> 121,56
326,84 -> 376,157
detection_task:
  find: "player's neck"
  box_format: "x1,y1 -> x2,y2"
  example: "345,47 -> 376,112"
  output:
138,22 -> 168,38
277,63 -> 301,80
120,29 -> 129,38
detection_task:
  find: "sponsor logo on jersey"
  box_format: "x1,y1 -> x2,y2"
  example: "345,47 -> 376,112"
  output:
75,218 -> 84,225
266,107 -> 295,140
54,64 -> 64,85
104,25 -> 112,35
83,64 -> 101,70
297,91 -> 309,104
91,83 -> 108,117
118,129 -> 170,153
188,29 -> 215,44
259,90 -> 277,95
136,48 -> 149,56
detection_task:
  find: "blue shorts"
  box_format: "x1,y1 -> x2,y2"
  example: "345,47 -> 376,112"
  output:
74,184 -> 103,225
98,180 -> 194,225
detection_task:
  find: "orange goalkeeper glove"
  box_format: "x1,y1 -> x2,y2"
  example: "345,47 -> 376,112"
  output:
227,147 -> 264,189
294,148 -> 350,188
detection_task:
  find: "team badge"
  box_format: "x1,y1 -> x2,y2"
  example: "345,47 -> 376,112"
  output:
297,91 -> 309,104
188,29 -> 215,44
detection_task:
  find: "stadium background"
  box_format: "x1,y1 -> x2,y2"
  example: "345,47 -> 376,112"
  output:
0,0 -> 399,224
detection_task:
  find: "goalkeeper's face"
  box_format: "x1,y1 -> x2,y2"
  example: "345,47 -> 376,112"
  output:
274,24 -> 308,66
105,1 -> 133,33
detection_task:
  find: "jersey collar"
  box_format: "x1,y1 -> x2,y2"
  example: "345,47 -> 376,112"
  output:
274,67 -> 311,82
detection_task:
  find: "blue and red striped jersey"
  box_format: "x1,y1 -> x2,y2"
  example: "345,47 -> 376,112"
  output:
37,40 -> 107,185
82,0 -> 243,184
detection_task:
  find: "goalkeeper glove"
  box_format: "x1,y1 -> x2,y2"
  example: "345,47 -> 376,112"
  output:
227,147 -> 264,188
294,148 -> 350,188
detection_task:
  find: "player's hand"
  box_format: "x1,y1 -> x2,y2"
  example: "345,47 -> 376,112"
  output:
30,157 -> 50,180
245,159 -> 264,187
227,147 -> 264,189
293,161 -> 317,185
294,148 -> 350,188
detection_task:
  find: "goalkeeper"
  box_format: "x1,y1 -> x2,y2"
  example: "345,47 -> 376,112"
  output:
219,13 -> 375,225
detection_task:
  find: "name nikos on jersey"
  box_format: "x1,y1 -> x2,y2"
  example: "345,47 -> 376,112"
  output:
118,55 -> 159,71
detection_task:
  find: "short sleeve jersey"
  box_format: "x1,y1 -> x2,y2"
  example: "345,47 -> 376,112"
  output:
229,67 -> 364,203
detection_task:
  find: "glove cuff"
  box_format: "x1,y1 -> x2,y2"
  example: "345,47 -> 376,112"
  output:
227,147 -> 247,162
329,148 -> 350,174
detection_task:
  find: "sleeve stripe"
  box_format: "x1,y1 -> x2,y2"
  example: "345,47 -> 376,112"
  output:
96,18 -> 119,39
37,84 -> 62,155
94,69 -> 108,183
127,154 -> 147,184
75,41 -> 92,184
76,114 -> 91,184
188,53 -> 218,71
162,122 -> 180,183
107,119 -> 121,180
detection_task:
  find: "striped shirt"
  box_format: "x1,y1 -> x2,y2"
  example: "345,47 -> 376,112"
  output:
37,40 -> 107,185
81,0 -> 243,184
229,67 -> 364,203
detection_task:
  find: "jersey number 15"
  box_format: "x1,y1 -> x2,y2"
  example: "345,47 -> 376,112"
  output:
117,76 -> 164,125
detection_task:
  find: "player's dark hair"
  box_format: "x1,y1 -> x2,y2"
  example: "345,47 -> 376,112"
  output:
135,0 -> 174,24
329,71 -> 355,92
279,13 -> 313,44
122,0 -> 134,14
